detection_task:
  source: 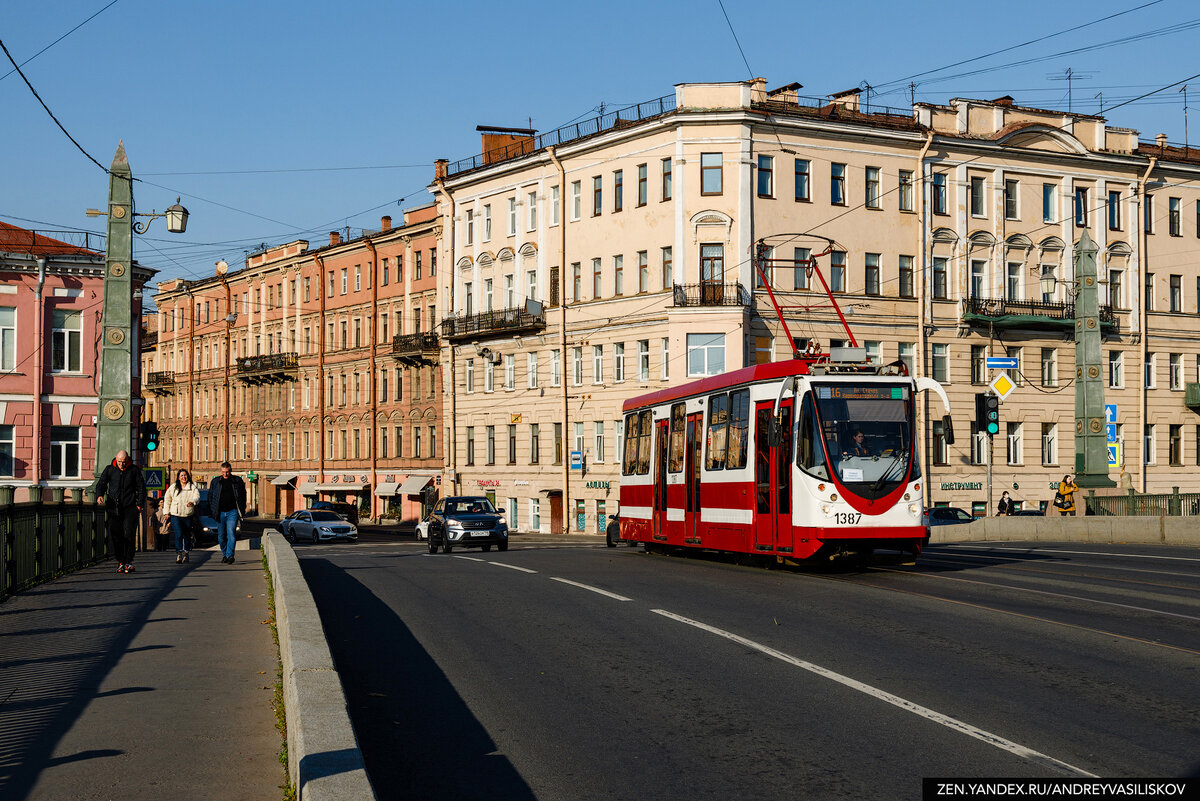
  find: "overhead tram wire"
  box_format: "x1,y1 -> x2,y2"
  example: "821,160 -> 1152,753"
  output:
716,0 -> 755,81
0,0 -> 121,83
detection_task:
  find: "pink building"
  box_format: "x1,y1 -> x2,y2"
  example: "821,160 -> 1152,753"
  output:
0,221 -> 154,499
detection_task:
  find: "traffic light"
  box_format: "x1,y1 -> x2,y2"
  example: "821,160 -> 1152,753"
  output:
139,420 -> 159,452
975,392 -> 1000,436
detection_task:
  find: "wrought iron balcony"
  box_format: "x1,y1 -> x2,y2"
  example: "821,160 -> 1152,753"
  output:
236,352 -> 299,384
392,332 -> 439,365
672,282 -> 749,308
146,371 -> 175,396
442,306 -> 546,341
961,296 -> 1116,331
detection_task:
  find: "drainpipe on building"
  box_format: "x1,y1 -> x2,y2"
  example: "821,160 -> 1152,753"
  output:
547,146 -> 570,534
433,172 -> 457,497
363,237 -> 380,520
1136,157 -> 1157,493
33,258 -> 46,494
915,131 -> 934,499
314,253 -> 327,489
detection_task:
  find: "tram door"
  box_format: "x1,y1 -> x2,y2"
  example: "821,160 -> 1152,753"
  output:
653,420 -> 668,537
684,412 -> 702,541
754,400 -> 794,552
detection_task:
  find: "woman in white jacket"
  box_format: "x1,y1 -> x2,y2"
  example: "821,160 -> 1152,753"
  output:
163,469 -> 201,563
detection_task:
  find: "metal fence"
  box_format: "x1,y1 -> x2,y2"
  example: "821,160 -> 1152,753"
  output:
1084,488 -> 1200,517
1,491 -> 109,601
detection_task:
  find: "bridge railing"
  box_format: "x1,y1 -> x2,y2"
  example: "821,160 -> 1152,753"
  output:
1084,487 -> 1200,516
0,488 -> 109,601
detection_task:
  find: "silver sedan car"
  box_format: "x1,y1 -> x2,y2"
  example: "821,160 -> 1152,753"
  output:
279,510 -> 358,544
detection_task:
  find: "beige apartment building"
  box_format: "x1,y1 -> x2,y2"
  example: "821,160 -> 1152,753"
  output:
142,205 -> 442,522
434,78 -> 1200,530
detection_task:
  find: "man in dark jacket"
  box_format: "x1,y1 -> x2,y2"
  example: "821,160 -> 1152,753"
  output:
95,450 -> 146,573
208,462 -> 247,564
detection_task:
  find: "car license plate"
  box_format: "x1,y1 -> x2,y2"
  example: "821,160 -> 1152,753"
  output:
470,531 -> 488,537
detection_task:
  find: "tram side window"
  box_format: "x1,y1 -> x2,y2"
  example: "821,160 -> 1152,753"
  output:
796,395 -> 829,479
622,413 -> 640,475
726,389 -> 750,469
637,410 -> 652,474
706,393 -> 730,470
668,403 -> 685,473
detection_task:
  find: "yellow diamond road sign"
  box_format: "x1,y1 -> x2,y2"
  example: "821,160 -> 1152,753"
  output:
990,371 -> 1016,400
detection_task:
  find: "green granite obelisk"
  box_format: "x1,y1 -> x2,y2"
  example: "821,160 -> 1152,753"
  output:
1074,230 -> 1115,488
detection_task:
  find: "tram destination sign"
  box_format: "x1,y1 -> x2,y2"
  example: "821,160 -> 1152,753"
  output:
817,386 -> 908,401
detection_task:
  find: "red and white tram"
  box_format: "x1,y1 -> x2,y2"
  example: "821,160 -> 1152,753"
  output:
618,355 -> 952,562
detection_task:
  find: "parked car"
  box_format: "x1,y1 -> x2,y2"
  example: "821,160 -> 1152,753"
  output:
426,496 -> 508,553
415,517 -> 430,540
922,507 -> 976,526
279,509 -> 358,544
605,512 -> 637,547
310,500 -> 359,525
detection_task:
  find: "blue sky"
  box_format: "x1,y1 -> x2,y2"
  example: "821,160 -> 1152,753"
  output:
2,0 -> 1196,292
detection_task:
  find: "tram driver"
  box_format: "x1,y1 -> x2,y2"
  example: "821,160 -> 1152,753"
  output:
843,429 -> 872,458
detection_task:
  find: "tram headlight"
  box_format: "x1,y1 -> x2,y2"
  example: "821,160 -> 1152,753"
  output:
820,504 -> 832,515
908,503 -> 921,516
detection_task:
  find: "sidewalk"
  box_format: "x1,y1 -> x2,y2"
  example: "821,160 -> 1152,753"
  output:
0,549 -> 284,801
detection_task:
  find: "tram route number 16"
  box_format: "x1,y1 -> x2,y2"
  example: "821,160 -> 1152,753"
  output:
833,512 -> 861,526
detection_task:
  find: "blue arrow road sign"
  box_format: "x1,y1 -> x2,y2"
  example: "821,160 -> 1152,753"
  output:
985,357 -> 1019,370
1105,404 -> 1117,424
1106,423 -> 1118,443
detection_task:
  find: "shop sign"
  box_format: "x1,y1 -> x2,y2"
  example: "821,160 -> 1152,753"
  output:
939,481 -> 983,491
585,481 -> 611,489
477,479 -> 501,487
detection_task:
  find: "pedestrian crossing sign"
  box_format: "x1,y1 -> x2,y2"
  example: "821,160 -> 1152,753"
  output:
1107,443 -> 1120,467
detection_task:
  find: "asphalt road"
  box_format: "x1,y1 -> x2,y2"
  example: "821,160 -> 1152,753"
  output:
293,534 -> 1200,800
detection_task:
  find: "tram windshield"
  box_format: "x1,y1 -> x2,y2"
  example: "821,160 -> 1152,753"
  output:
797,384 -> 918,499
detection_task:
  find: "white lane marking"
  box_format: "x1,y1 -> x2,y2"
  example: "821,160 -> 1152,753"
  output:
934,545 -> 1200,563
549,577 -> 632,602
878,568 -> 1200,622
652,609 -> 1096,778
490,562 -> 538,574
920,552 -> 1200,579
451,555 -> 487,563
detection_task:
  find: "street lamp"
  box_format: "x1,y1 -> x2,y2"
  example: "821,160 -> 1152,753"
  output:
87,197 -> 189,235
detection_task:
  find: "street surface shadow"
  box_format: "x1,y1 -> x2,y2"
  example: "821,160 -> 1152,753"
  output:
300,558 -> 537,801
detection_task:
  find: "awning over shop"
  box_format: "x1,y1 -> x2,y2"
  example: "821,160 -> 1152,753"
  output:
397,475 -> 433,495
270,473 -> 299,486
374,482 -> 400,496
300,483 -> 366,494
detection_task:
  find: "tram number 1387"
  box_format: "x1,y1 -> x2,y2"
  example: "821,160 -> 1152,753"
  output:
833,512 -> 862,526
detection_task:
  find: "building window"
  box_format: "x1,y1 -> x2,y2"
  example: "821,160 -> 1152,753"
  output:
864,253 -> 880,295
530,423 -> 540,465
594,421 -> 605,463
1006,262 -> 1022,301
687,333 -> 725,377
931,343 -> 949,382
551,185 -> 559,225
661,247 -> 673,289
793,247 -> 811,290
1171,274 -> 1182,312
1146,273 -> 1155,311
415,252 -> 423,279
50,426 -> 80,478
1170,353 -> 1183,390
1169,197 -> 1182,236
465,426 -> 475,466
1144,424 -> 1155,465
795,159 -> 811,201
592,176 -> 603,216
830,163 -> 846,205
636,164 -> 647,206
898,169 -> 913,211
1110,269 -> 1124,308
661,337 -> 670,380
638,339 -> 650,381
1042,423 -> 1057,466
571,263 -> 582,302
1145,194 -> 1155,233
1170,424 -> 1183,465
638,251 -> 649,293
1108,190 -> 1122,230
1006,422 -> 1022,465
613,170 -> 623,212
865,167 -> 880,209
0,306 -> 14,371
613,255 -> 624,295
970,423 -> 985,465
1074,187 -> 1089,227
554,422 -> 563,465
592,258 -> 602,298
484,359 -> 494,393
504,354 -> 515,390
527,351 -> 539,389
51,309 -> 82,372
1041,348 -> 1057,386
1004,179 -> 1019,220
932,173 -> 947,215
1146,352 -> 1157,388
572,347 -> 583,386
592,345 -> 604,384
898,255 -> 914,298
570,182 -> 581,221
661,158 -> 672,200
1042,183 -> 1056,223
1109,350 -> 1124,388
932,420 -> 948,465
614,342 -> 625,382
830,251 -> 846,293
1006,346 -> 1023,386
0,425 -> 13,476
507,424 -> 517,465
899,342 -> 915,376
932,257 -> 948,300
527,190 -> 538,230
551,349 -> 561,386
758,155 -> 774,197
970,260 -> 986,299
970,176 -> 985,217
971,345 -> 986,385
701,153 -> 722,195
530,498 -> 541,531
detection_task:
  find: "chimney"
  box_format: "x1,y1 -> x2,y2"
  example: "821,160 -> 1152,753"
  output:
477,126 -> 536,166
1156,133 -> 1168,148
434,158 -> 448,180
992,95 -> 1015,107
381,215 -> 392,232
329,231 -> 340,246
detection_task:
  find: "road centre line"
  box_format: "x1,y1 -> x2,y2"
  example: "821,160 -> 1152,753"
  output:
918,555 -> 1200,585
489,562 -> 538,574
451,555 -> 487,563
935,545 -> 1200,563
651,609 -> 1096,778
548,577 -> 632,601
878,568 -> 1200,622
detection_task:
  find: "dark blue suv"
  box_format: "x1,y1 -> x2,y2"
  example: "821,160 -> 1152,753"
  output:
427,496 -> 509,553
